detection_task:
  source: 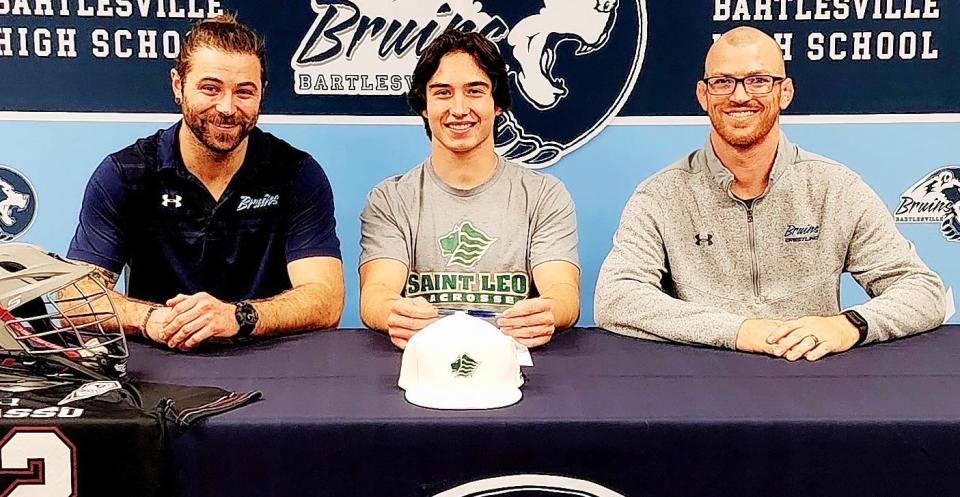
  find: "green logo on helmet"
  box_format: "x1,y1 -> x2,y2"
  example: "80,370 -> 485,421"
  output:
438,222 -> 496,269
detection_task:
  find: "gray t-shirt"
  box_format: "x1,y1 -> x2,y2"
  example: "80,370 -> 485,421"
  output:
360,156 -> 578,310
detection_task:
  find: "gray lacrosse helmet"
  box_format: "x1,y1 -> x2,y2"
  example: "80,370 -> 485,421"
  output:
0,243 -> 127,379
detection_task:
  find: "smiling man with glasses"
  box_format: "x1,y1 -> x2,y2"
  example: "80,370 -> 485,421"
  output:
595,26 -> 945,361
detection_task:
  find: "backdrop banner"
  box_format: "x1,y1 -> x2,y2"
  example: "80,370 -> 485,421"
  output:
0,0 -> 956,325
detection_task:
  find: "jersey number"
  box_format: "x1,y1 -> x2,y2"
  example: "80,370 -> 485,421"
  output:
0,428 -> 76,497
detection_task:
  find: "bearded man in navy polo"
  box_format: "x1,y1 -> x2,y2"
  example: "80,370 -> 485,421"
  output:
68,15 -> 344,350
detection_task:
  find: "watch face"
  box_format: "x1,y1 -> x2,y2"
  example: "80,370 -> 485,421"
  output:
237,303 -> 258,325
240,309 -> 255,324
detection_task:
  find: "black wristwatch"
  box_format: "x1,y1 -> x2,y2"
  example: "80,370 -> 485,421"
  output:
842,310 -> 869,346
233,300 -> 259,343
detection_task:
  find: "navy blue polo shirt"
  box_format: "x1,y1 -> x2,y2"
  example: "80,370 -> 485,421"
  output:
68,123 -> 341,304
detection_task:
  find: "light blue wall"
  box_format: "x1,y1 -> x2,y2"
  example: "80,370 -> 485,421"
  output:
1,120 -> 955,327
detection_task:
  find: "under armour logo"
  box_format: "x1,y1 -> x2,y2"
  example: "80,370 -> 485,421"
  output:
161,194 -> 182,208
694,234 -> 713,246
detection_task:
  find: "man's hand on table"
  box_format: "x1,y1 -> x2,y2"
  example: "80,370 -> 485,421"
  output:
387,297 -> 438,349
497,297 -> 555,348
735,318 -> 783,356
766,315 -> 860,362
159,292 -> 241,351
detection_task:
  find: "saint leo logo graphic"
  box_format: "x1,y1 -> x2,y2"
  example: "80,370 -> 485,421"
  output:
895,167 -> 960,242
433,474 -> 626,497
439,221 -> 496,269
451,353 -> 480,377
0,166 -> 37,243
291,0 -> 647,168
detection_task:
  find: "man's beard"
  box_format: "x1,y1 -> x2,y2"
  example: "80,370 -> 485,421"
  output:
709,104 -> 779,149
182,103 -> 258,154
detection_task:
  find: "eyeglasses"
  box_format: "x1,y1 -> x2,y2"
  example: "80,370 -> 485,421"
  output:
702,75 -> 785,95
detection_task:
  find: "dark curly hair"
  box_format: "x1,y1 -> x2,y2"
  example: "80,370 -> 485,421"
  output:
407,29 -> 511,138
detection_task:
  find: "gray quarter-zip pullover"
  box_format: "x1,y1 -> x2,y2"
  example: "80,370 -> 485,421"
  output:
595,134 -> 945,349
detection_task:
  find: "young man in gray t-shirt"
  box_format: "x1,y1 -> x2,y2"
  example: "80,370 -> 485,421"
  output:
359,30 -> 580,350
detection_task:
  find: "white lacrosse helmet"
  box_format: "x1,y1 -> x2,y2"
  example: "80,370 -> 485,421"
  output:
0,243 -> 127,380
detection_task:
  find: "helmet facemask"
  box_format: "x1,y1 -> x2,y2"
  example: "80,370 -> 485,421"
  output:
0,244 -> 128,381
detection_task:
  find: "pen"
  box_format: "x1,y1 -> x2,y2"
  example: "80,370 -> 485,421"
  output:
436,307 -> 503,319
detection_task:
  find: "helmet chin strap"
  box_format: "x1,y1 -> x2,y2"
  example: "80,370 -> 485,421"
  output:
29,352 -> 112,382
0,350 -> 141,407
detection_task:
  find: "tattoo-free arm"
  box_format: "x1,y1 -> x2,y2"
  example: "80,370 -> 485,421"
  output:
358,258 -> 408,332
250,256 -> 345,335
844,178 -> 945,342
358,258 -> 437,349
532,260 -> 580,330
594,190 -> 748,349
160,257 -> 344,351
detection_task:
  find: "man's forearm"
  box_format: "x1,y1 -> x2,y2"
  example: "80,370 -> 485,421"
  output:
845,179 -> 948,343
539,283 -> 580,330
110,289 -> 159,337
359,284 -> 399,332
250,282 -> 343,336
594,273 -> 748,349
852,271 -> 946,344
71,264 -> 154,337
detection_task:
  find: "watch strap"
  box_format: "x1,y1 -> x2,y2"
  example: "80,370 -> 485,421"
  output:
842,310 -> 869,346
233,301 -> 258,342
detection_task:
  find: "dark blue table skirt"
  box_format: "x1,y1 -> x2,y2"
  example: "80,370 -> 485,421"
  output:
127,325 -> 960,497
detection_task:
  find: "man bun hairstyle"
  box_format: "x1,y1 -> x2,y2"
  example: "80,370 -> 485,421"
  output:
175,14 -> 268,86
407,29 -> 512,138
